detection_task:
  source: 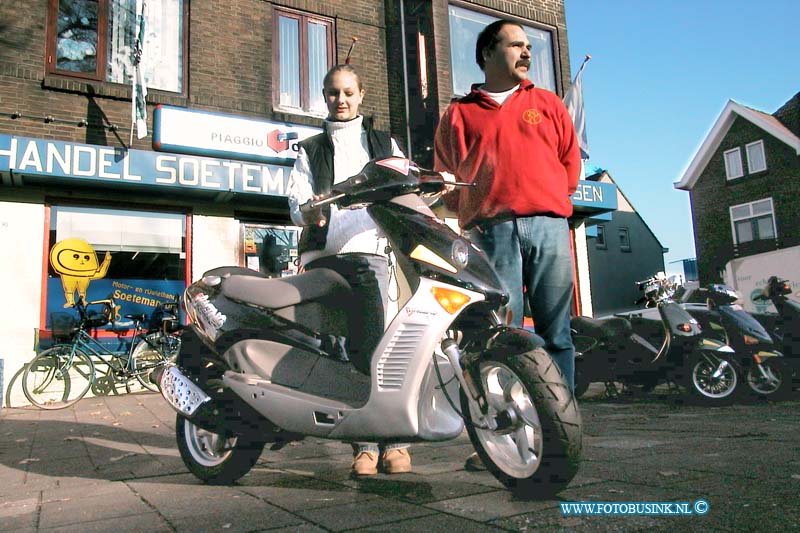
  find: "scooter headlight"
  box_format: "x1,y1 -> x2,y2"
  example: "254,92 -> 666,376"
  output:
451,239 -> 469,269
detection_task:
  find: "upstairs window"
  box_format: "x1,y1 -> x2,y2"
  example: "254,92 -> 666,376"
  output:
745,140 -> 767,174
448,5 -> 556,97
46,0 -> 186,93
595,225 -> 607,249
723,147 -> 743,180
619,227 -> 631,253
730,198 -> 776,244
273,7 -> 333,116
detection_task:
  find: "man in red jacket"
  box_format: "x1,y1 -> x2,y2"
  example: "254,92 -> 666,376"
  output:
434,19 -> 581,394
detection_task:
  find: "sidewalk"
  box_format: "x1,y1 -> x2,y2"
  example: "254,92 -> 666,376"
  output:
1,389 -> 799,531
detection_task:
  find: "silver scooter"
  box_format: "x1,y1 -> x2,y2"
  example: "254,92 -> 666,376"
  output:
155,158 -> 582,497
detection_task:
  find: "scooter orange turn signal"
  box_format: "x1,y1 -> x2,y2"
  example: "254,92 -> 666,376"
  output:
431,287 -> 471,314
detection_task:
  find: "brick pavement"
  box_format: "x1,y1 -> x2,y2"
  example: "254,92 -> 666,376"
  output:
1,388 -> 799,531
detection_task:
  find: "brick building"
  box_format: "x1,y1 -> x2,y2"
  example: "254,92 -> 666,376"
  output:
0,0 -> 614,406
675,92 -> 800,284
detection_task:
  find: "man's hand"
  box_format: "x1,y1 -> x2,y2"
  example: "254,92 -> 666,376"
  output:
302,194 -> 328,227
441,171 -> 457,194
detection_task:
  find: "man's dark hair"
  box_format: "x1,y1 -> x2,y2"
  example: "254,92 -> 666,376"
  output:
475,19 -> 524,70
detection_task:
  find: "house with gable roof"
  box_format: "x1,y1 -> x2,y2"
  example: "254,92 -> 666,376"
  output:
584,169 -> 668,315
675,92 -> 800,283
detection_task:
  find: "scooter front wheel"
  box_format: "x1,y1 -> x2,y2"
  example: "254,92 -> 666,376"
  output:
176,415 -> 266,484
460,347 -> 581,498
686,353 -> 739,404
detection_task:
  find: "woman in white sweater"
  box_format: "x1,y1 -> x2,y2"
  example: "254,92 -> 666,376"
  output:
286,64 -> 410,477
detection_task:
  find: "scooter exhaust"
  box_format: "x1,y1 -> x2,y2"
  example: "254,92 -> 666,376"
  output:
156,364 -> 213,417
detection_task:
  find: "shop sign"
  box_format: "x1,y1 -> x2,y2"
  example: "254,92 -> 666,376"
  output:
0,134 -> 294,197
153,105 -> 321,164
571,180 -> 617,212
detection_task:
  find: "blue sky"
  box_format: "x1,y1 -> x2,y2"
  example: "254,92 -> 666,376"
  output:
564,0 -> 799,276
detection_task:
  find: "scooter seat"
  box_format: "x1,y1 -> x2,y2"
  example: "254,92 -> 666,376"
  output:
222,268 -> 351,310
571,315 -> 632,340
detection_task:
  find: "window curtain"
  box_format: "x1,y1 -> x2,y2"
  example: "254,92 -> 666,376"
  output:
279,16 -> 301,108
55,207 -> 185,254
307,21 -> 329,114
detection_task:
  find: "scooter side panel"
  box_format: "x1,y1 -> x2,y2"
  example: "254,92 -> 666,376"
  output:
216,278 -> 480,442
326,278 -> 484,442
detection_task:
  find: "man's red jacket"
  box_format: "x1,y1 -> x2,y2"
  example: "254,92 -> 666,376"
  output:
434,79 -> 581,229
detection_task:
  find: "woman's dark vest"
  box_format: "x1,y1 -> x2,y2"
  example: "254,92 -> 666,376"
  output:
297,117 -> 393,256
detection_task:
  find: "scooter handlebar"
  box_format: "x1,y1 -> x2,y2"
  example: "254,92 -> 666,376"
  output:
299,193 -> 346,215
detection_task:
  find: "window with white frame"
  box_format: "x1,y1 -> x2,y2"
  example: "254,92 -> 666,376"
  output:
273,7 -> 333,116
46,0 -> 186,93
746,140 -> 767,174
447,5 -> 556,97
723,147 -> 743,180
730,198 -> 776,244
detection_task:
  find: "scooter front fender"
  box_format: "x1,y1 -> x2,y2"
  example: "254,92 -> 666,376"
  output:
697,337 -> 735,354
483,326 -> 547,359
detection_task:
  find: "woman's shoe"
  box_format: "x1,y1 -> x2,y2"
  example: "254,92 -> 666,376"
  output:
351,451 -> 379,476
382,448 -> 412,474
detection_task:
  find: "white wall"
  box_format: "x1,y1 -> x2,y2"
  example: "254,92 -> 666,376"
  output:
573,222 -> 593,317
191,215 -> 241,281
0,202 -> 45,407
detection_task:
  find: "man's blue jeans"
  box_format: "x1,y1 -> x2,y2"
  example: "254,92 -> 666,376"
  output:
468,216 -> 575,390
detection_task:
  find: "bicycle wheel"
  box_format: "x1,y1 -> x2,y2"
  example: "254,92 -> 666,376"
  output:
131,333 -> 172,392
23,345 -> 95,409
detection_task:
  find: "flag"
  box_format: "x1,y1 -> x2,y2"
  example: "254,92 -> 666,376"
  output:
130,0 -> 147,141
563,55 -> 590,159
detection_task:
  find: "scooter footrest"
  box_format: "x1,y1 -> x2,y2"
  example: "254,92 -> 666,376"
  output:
160,365 -> 211,417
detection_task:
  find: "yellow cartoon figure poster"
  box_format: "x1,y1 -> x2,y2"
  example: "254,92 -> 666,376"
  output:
49,238 -> 111,307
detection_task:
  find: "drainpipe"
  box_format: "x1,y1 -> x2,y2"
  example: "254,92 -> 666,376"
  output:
399,0 -> 413,159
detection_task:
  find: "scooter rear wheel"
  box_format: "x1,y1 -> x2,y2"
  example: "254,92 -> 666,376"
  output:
460,347 -> 582,498
176,415 -> 266,484
746,358 -> 791,399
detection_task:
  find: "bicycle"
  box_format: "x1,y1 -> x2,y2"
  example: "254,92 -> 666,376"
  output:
22,296 -> 181,409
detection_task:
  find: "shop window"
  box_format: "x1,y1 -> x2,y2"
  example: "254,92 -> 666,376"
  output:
447,4 -> 556,96
242,223 -> 301,277
723,147 -> 743,180
619,227 -> 631,252
46,0 -> 186,93
273,7 -> 333,116
730,198 -> 776,244
46,206 -> 187,333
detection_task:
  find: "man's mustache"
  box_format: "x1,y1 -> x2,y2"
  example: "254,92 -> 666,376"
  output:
516,60 -> 531,68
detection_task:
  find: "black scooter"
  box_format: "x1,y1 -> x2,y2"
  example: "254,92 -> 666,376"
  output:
752,276 -> 800,393
675,283 -> 788,399
572,275 -> 738,403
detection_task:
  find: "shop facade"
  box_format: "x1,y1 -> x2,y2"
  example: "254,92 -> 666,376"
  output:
0,0 -> 615,406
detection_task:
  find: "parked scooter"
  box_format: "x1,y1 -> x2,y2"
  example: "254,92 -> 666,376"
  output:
674,282 -> 788,399
751,276 -> 800,392
154,158 -> 582,497
572,274 -> 739,403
